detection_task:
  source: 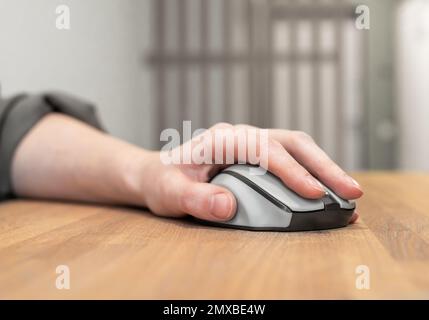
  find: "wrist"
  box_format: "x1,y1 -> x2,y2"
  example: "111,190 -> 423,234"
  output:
119,148 -> 161,207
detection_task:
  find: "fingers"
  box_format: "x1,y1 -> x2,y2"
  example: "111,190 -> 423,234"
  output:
349,211 -> 359,224
160,168 -> 236,221
180,181 -> 236,221
262,139 -> 326,199
149,159 -> 236,221
206,123 -> 325,199
270,129 -> 363,200
193,123 -> 326,199
187,123 -> 359,201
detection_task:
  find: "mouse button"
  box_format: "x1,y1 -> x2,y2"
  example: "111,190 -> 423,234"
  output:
210,173 -> 293,228
323,186 -> 356,210
321,194 -> 340,210
252,174 -> 324,212
222,164 -> 260,176
223,165 -> 324,212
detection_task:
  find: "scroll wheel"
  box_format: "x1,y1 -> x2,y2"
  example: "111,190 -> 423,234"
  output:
322,193 -> 340,210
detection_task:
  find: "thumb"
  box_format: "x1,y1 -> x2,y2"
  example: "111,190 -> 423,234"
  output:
180,182 -> 237,222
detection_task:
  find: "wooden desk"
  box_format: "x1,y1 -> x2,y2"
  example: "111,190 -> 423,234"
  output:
1,173 -> 429,299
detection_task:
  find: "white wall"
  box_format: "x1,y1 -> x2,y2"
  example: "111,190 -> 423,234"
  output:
0,0 -> 154,147
397,0 -> 429,170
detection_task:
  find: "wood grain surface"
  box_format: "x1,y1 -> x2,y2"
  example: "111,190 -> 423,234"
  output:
1,172 -> 429,299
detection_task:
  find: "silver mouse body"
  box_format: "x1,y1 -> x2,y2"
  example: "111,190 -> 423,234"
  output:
207,164 -> 355,231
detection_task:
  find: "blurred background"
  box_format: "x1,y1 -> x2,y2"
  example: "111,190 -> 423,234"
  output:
0,0 -> 428,171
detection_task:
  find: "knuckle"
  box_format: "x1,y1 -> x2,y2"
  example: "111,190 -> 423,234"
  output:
267,138 -> 283,151
234,123 -> 254,131
211,122 -> 233,131
180,189 -> 194,212
318,160 -> 342,176
285,159 -> 303,173
281,163 -> 308,183
292,131 -> 313,143
234,124 -> 246,129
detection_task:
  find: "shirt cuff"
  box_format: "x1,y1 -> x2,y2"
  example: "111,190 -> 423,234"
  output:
0,92 -> 104,199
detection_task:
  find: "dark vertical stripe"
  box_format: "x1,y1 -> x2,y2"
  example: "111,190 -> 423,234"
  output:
288,1 -> 298,130
246,0 -> 255,126
200,0 -> 209,128
265,0 -> 274,129
255,1 -> 266,128
254,1 -> 264,128
223,0 -> 232,123
178,0 -> 187,130
154,0 -> 165,148
311,2 -> 321,142
252,1 -> 260,127
361,29 -> 370,169
334,8 -> 344,165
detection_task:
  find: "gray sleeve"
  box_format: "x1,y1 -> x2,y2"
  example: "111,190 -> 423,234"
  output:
0,92 -> 104,200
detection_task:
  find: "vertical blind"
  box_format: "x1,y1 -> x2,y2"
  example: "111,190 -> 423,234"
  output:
147,0 -> 369,170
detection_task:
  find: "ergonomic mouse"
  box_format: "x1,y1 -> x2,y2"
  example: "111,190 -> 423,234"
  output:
205,164 -> 355,231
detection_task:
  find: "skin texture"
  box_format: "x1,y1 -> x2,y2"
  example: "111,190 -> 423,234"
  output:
11,114 -> 362,223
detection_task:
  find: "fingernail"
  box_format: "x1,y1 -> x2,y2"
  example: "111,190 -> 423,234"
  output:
210,193 -> 234,220
306,177 -> 325,192
349,176 -> 362,189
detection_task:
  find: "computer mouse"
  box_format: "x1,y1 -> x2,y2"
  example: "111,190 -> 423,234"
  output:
204,164 -> 355,231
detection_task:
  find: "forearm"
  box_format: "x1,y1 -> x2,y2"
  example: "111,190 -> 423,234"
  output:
10,113 -> 362,225
11,113 -> 155,206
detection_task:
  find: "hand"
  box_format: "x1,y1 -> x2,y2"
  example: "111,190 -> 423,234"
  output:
141,123 -> 362,224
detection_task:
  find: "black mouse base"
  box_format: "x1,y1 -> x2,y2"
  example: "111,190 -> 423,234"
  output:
194,208 -> 354,232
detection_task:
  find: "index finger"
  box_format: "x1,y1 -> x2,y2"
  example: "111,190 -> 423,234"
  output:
269,129 -> 363,200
